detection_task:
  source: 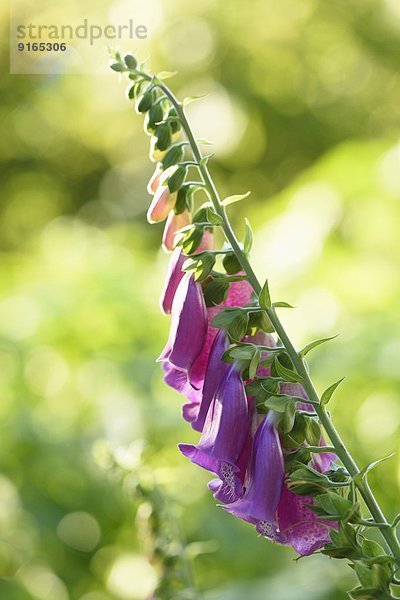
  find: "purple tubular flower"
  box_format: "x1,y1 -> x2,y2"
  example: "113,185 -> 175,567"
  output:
179,365 -> 250,501
190,330 -> 230,432
208,417 -> 254,503
223,412 -> 285,539
159,248 -> 185,315
158,272 -> 208,373
277,485 -> 333,556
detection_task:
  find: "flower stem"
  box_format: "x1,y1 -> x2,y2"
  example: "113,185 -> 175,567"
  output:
135,69 -> 400,563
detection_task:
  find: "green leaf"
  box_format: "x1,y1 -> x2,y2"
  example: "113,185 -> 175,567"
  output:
272,301 -> 295,308
244,218 -> 253,254
211,310 -> 240,329
303,416 -> 321,446
391,513 -> 400,529
206,207 -> 223,225
259,279 -> 271,310
203,279 -> 230,307
110,62 -> 125,72
321,378 -> 345,406
221,191 -> 251,207
183,253 -> 216,281
228,312 -> 249,341
299,335 -> 338,358
355,453 -> 395,484
156,70 -> 177,80
248,349 -> 261,380
182,95 -> 207,106
196,138 -> 214,145
261,395 -> 293,413
274,356 -> 304,384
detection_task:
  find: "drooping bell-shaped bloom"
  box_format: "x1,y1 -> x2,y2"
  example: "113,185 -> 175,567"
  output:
190,330 -> 230,432
159,272 -> 208,373
223,412 -> 285,540
160,231 -> 214,315
277,484 -> 333,556
262,383 -> 336,555
208,411 -> 255,503
147,164 -> 163,195
160,248 -> 185,315
162,210 -> 191,252
147,185 -> 177,224
163,362 -> 202,423
179,365 -> 251,502
189,278 -> 253,389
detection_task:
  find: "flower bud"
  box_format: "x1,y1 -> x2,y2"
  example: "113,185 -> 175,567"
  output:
147,165 -> 163,195
149,137 -> 166,162
162,144 -> 185,170
162,210 -> 191,252
124,54 -> 137,70
145,103 -> 164,135
147,186 -> 177,224
136,90 -> 153,113
167,165 -> 187,193
155,123 -> 172,151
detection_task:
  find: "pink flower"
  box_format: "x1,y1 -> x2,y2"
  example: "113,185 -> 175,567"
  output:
147,186 -> 177,224
162,210 -> 191,252
147,165 -> 163,195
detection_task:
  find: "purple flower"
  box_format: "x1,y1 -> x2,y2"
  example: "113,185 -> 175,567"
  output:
277,485 -> 333,556
222,412 -> 284,540
208,420 -> 254,503
190,330 -> 230,432
163,362 -> 202,423
158,272 -> 208,373
189,279 -> 253,389
160,231 -> 214,315
179,365 -> 251,502
159,248 -> 185,315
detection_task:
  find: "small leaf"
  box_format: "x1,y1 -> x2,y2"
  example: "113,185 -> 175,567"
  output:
299,335 -> 338,358
259,279 -> 271,310
183,95 -> 207,106
244,218 -> 253,254
156,70 -> 177,80
249,349 -> 261,380
228,312 -> 249,341
391,513 -> 400,529
203,279 -> 230,307
221,191 -> 251,207
110,62 -> 125,72
321,378 -> 345,406
196,138 -> 214,145
200,154 -> 214,167
272,301 -> 295,308
274,357 -> 304,384
212,309 -> 241,330
355,453 -> 395,484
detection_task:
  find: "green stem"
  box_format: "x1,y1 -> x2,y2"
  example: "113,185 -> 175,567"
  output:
134,68 -> 400,564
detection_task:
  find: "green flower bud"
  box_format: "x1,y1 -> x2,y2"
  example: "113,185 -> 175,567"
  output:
168,108 -> 181,135
167,165 -> 187,193
137,90 -> 153,113
145,103 -> 164,134
223,252 -> 242,274
162,144 -> 185,169
155,123 -> 172,151
124,53 -> 137,70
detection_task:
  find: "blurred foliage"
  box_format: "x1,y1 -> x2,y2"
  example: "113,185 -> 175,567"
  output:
1,0 -> 400,598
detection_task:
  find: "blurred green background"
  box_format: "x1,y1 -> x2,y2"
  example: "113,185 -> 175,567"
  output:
1,0 -> 400,598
